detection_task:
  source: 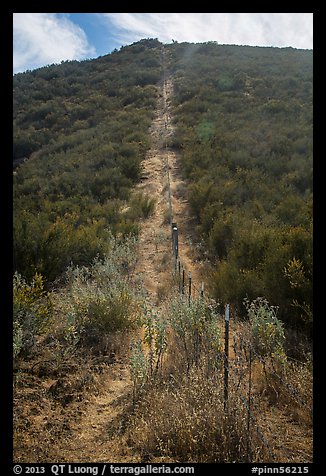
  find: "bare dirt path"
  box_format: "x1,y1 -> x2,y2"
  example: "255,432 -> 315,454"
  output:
164,78 -> 206,294
51,68 -> 207,463
135,72 -> 206,304
53,362 -> 140,462
133,77 -> 173,301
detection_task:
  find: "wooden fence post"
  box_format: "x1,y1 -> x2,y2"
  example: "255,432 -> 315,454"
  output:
171,223 -> 178,260
200,281 -> 204,300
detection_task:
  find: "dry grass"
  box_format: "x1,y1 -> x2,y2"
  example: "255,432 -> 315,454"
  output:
156,274 -> 178,305
126,314 -> 313,463
127,367 -> 270,462
255,359 -> 313,426
14,302 -> 313,464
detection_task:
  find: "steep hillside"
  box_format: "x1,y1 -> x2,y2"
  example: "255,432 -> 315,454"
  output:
13,40 -> 313,464
165,42 -> 313,336
13,38 -> 162,282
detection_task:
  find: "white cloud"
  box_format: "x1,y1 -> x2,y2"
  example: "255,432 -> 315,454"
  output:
13,13 -> 313,73
13,13 -> 96,73
102,13 -> 313,50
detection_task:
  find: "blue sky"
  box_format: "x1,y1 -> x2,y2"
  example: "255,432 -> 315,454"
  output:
13,13 -> 313,74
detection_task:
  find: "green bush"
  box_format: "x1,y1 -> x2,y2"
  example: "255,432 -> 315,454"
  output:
129,340 -> 149,403
168,42 -> 312,334
13,41 -> 161,284
244,297 -> 286,364
56,235 -> 142,350
13,272 -> 53,357
168,297 -> 222,371
141,307 -> 168,378
127,192 -> 156,220
13,209 -> 116,282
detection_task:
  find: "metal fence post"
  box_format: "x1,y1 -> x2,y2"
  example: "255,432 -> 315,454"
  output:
247,346 -> 253,462
224,304 -> 230,411
188,272 -> 192,304
178,260 -> 181,293
182,268 -> 185,295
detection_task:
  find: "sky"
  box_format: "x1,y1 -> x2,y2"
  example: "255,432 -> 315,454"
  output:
13,13 -> 313,74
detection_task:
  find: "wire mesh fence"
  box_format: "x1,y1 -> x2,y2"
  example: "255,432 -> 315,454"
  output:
164,223 -> 312,461
231,327 -> 312,461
